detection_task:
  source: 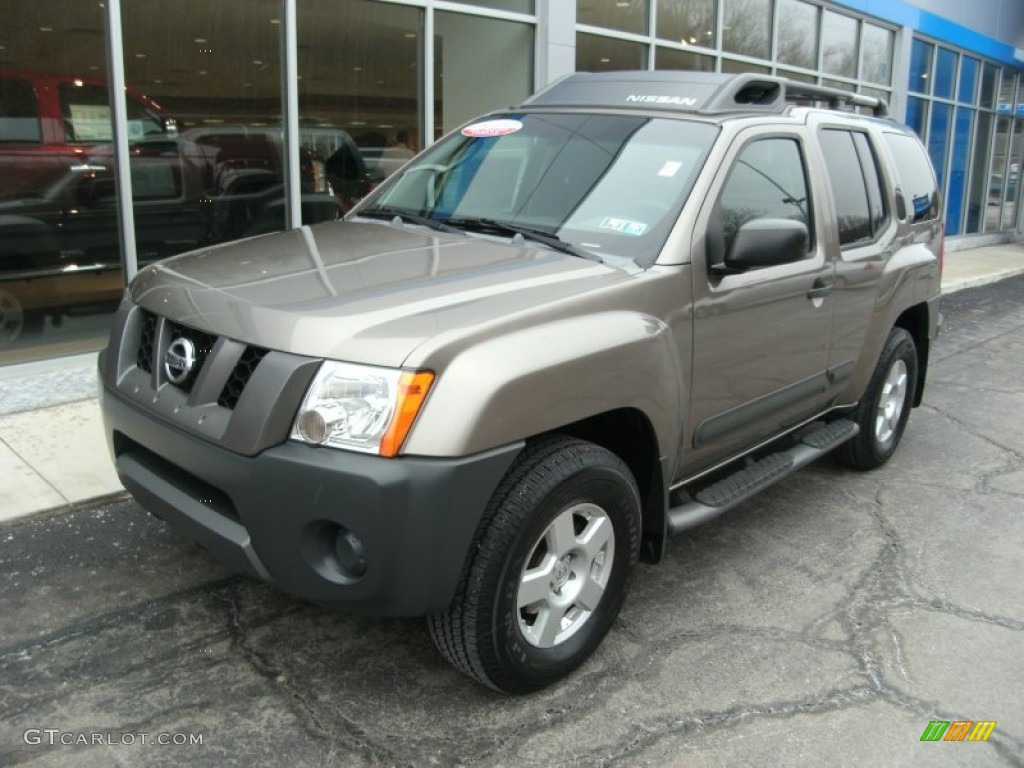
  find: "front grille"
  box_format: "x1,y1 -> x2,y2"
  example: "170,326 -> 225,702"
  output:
218,345 -> 268,409
137,310 -> 157,373
132,309 -> 270,411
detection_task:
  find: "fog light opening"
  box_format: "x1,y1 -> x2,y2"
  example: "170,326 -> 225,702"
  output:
335,528 -> 368,578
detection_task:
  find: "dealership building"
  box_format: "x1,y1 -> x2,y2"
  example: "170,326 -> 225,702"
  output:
1,0 -> 1022,366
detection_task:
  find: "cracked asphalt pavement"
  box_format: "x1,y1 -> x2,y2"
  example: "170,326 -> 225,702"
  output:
2,276 -> 1023,767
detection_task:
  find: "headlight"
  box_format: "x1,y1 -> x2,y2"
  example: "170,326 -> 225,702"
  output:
290,362 -> 434,457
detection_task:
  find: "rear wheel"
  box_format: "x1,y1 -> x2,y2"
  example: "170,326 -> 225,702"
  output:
428,436 -> 641,693
0,288 -> 43,347
836,327 -> 918,470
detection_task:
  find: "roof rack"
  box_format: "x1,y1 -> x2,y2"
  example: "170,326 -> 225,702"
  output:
522,71 -> 888,118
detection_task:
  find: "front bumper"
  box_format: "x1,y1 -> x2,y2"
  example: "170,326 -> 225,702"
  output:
101,382 -> 522,616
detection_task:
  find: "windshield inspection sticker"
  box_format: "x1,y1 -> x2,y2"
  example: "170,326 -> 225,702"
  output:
658,161 -> 683,178
600,217 -> 648,236
461,119 -> 524,138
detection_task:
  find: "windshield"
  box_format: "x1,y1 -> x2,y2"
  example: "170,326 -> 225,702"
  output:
354,113 -> 718,267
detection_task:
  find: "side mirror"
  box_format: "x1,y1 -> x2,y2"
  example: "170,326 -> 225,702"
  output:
714,218 -> 809,273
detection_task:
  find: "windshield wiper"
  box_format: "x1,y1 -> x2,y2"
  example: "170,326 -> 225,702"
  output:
355,207 -> 465,235
445,217 -> 602,263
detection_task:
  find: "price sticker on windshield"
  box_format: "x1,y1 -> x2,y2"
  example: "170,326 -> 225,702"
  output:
461,119 -> 524,138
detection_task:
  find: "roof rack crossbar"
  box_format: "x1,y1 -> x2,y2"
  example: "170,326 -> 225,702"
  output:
778,80 -> 888,117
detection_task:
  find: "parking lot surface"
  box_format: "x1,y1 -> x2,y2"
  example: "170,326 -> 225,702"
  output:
2,277 -> 1023,767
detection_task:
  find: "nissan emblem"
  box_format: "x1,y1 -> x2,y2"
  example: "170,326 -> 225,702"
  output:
164,337 -> 197,385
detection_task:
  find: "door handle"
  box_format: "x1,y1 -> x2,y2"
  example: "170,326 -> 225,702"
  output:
807,281 -> 833,300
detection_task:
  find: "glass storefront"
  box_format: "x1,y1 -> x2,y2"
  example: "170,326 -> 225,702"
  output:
299,1 -> 421,193
906,37 -> 1023,236
777,0 -> 819,72
0,0 -> 536,365
0,2 -> 121,362
1,0 -> 1022,368
577,33 -> 647,72
434,11 -> 533,136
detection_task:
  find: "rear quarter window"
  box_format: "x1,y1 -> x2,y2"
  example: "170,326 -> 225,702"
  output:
883,132 -> 940,223
819,128 -> 887,246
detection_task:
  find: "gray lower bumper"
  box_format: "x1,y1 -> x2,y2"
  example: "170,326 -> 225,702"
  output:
101,383 -> 522,616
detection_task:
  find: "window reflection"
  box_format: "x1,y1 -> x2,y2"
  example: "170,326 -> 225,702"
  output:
656,48 -> 714,72
1001,120 -> 1023,230
966,112 -> 993,233
927,102 -> 951,189
453,0 -> 533,11
822,10 -> 858,79
777,0 -> 819,71
958,57 -> 979,103
946,107 -> 972,234
434,12 -> 532,137
578,0 -> 648,35
299,0 -> 420,195
0,2 -> 123,362
123,0 -> 324,263
861,24 -> 893,86
577,33 -> 647,72
933,48 -> 956,99
722,0 -> 770,59
988,116 -> 1012,230
656,0 -> 716,50
908,39 -> 933,95
980,64 -> 998,108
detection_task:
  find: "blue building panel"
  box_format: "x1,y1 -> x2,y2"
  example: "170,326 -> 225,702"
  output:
833,0 -> 1023,68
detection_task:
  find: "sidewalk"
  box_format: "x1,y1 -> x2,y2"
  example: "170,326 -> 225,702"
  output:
2,241 -> 1023,524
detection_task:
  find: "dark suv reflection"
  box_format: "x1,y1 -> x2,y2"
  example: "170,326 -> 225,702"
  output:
0,71 -> 346,346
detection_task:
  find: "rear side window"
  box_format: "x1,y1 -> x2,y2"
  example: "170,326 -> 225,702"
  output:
719,137 -> 812,255
819,129 -> 887,246
883,132 -> 940,222
0,78 -> 42,143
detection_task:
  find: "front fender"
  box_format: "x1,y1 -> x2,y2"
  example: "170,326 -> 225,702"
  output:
402,311 -> 683,460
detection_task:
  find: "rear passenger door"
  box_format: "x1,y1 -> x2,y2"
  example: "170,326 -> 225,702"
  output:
686,128 -> 835,474
810,120 -> 892,380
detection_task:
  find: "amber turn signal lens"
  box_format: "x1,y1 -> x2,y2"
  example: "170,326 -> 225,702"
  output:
379,371 -> 434,457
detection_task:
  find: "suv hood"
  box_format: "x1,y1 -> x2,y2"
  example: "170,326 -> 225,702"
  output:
131,221 -> 632,367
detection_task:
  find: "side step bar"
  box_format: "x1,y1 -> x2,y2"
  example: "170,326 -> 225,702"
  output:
666,419 -> 859,535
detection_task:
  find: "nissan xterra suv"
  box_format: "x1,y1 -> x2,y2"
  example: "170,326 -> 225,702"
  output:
99,72 -> 942,693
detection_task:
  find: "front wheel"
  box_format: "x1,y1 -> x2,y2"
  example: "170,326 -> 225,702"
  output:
428,436 -> 641,693
836,327 -> 918,470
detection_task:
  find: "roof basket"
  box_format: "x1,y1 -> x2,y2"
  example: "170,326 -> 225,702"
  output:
522,71 -> 888,117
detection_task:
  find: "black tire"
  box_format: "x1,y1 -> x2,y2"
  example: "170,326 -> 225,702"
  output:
428,436 -> 641,694
0,288 -> 44,347
836,327 -> 918,471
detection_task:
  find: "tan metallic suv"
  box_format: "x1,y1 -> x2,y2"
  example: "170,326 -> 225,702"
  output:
99,72 -> 942,693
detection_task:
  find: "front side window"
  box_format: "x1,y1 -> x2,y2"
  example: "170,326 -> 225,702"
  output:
718,137 -> 812,256
358,113 -> 718,266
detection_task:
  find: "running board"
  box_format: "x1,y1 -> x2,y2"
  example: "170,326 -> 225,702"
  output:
666,419 -> 859,535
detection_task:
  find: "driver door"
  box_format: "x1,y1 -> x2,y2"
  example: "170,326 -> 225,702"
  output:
682,129 -> 836,476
